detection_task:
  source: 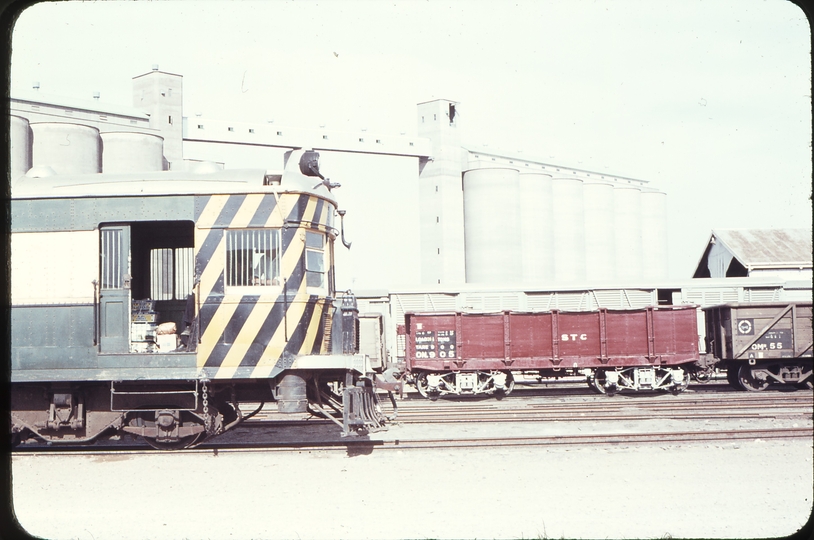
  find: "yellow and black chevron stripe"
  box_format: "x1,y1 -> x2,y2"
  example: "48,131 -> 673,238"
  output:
193,191 -> 336,380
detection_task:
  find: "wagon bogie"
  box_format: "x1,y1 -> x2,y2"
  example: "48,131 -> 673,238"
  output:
415,370 -> 514,398
589,366 -> 690,395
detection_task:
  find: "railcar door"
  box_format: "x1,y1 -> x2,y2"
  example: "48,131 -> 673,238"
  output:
99,225 -> 131,353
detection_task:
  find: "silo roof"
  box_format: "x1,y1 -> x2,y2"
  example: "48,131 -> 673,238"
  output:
10,89 -> 150,120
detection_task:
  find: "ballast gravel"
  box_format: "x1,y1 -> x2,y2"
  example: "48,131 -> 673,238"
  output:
11,419 -> 813,540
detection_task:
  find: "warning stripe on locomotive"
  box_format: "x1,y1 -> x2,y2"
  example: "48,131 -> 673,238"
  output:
193,192 -> 333,379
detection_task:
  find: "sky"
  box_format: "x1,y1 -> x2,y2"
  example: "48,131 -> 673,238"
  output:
7,0 -> 813,284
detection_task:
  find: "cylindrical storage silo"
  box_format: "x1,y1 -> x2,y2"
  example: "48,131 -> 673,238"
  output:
582,180 -> 616,282
613,186 -> 643,281
31,122 -> 101,175
640,189 -> 668,280
463,168 -> 522,284
551,177 -> 586,283
10,115 -> 32,180
519,173 -> 554,284
101,132 -> 165,173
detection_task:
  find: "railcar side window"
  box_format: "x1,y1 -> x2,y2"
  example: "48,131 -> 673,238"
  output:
100,229 -> 122,289
226,229 -> 281,287
305,231 -> 326,288
150,247 -> 194,300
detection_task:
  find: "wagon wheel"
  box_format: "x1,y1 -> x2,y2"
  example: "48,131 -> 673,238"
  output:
669,371 -> 691,396
586,373 -> 602,394
590,371 -> 616,395
497,372 -> 515,397
738,364 -> 769,392
414,372 -> 438,400
726,366 -> 743,390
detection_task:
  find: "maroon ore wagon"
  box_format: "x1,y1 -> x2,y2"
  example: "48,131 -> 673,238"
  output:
404,306 -> 700,398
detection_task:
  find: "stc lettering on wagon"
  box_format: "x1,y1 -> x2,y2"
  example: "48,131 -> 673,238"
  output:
561,333 -> 588,341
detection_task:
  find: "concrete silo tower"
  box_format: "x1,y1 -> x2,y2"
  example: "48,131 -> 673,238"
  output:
132,66 -> 183,165
417,99 -> 467,285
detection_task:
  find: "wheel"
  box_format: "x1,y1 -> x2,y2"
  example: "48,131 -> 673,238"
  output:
503,372 -> 515,396
669,371 -> 691,395
590,370 -> 618,395
494,372 -> 515,400
415,372 -> 438,400
726,366 -> 743,390
586,374 -> 602,394
738,364 -> 769,391
415,372 -> 428,398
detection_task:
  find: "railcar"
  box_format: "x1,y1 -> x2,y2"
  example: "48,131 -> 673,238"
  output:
10,149 -> 391,449
703,302 -> 813,390
403,305 -> 700,398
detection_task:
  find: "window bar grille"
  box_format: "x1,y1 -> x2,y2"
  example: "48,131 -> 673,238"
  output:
101,229 -> 121,289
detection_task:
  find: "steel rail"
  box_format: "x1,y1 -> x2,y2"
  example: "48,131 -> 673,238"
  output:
15,427 -> 812,455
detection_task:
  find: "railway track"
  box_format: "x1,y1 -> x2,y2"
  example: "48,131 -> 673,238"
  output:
247,388 -> 813,425
13,426 -> 812,455
13,387 -> 812,454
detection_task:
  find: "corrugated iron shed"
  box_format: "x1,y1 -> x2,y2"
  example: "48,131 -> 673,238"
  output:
693,229 -> 812,278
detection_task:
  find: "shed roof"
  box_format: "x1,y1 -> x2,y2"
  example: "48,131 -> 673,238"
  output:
693,229 -> 812,277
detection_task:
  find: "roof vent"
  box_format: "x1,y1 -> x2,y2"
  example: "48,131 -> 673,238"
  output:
152,64 -> 159,71
93,91 -> 100,100
32,81 -> 40,90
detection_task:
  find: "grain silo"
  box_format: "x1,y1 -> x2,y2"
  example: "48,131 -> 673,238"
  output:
101,132 -> 165,173
10,115 -> 32,180
583,179 -> 616,282
613,185 -> 643,281
31,122 -> 101,175
518,172 -> 554,284
463,167 -> 522,284
551,177 -> 586,283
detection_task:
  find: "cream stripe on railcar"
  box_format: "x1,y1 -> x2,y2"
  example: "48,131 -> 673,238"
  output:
195,195 -> 230,230
229,193 -> 266,228
197,295 -> 242,370
299,298 -> 328,354
11,230 -> 98,305
250,272 -> 311,379
213,294 -> 278,379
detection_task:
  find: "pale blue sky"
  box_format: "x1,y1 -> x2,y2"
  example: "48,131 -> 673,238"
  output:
10,0 -> 812,283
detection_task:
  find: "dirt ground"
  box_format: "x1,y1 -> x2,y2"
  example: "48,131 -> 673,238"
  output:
9,422 -> 813,540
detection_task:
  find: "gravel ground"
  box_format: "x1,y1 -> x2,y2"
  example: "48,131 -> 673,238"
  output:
10,417 -> 813,540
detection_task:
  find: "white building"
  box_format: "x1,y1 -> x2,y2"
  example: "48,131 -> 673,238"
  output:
10,68 -> 669,291
692,229 -> 813,282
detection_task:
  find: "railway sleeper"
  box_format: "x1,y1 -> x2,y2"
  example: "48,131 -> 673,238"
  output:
588,367 -> 690,396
